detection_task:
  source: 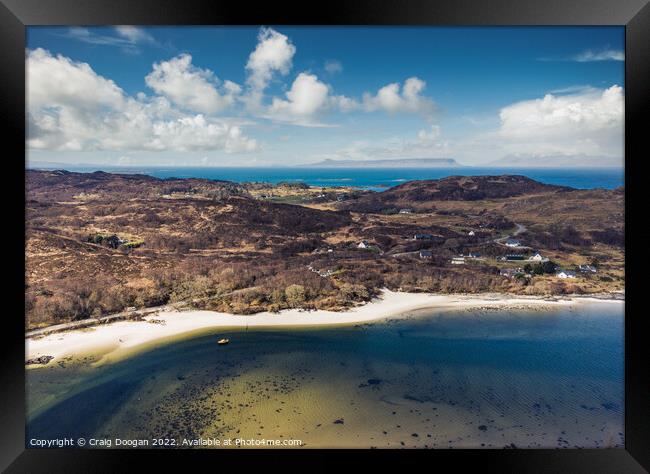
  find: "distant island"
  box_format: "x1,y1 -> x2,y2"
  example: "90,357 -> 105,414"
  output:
300,158 -> 463,168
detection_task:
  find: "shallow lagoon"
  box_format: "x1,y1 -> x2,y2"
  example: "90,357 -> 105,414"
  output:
27,302 -> 624,448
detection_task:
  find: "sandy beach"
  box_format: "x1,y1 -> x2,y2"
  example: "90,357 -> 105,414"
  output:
26,290 -> 623,366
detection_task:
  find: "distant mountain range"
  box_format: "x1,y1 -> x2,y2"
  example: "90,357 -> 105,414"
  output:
300,158 -> 463,168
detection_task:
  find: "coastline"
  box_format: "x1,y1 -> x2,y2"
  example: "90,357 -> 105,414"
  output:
26,290 -> 624,367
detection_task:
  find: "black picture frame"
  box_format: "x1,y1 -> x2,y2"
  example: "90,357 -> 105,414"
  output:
1,0 -> 648,471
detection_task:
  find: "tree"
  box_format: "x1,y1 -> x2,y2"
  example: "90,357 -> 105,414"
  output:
532,264 -> 544,275
340,283 -> 369,302
541,260 -> 556,274
285,284 -> 306,307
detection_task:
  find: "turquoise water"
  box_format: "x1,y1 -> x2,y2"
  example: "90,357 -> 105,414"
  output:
30,166 -> 625,190
26,302 -> 624,448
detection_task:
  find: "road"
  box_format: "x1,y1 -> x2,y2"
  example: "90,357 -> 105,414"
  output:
493,223 -> 527,243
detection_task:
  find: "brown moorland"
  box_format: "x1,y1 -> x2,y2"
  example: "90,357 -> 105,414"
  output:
25,170 -> 624,329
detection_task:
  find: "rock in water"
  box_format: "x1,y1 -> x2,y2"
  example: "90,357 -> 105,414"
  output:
26,355 -> 54,365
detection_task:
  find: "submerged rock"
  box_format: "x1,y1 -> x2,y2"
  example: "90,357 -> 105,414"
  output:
26,355 -> 54,365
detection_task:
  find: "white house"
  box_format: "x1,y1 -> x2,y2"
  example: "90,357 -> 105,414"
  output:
358,240 -> 370,249
529,252 -> 549,262
399,208 -> 413,214
468,230 -> 475,236
505,239 -> 521,247
556,270 -> 576,279
451,257 -> 465,265
578,264 -> 597,273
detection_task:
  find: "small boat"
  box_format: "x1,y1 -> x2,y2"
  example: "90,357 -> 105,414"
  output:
217,338 -> 230,345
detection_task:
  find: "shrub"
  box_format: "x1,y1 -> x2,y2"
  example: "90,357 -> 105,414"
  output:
285,284 -> 306,307
339,283 -> 370,302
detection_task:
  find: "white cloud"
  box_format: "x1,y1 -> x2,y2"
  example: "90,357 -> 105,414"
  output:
259,74 -> 437,126
27,49 -> 258,153
324,60 -> 343,74
245,27 -> 296,96
147,115 -> 258,153
27,47 -> 125,111
496,85 -> 623,156
65,27 -> 157,54
362,77 -> 435,117
114,26 -> 155,44
145,54 -> 240,114
266,73 -> 331,124
307,85 -> 623,166
241,28 -> 435,126
417,125 -> 441,143
572,48 -> 624,62
312,125 -> 451,162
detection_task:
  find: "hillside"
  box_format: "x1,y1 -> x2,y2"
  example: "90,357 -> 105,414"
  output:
26,169 -> 249,201
339,175 -> 569,212
25,170 -> 624,330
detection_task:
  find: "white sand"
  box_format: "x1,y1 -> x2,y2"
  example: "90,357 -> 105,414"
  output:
26,290 -> 622,366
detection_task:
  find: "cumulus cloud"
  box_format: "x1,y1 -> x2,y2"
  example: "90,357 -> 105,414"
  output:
27,47 -> 126,112
496,85 -> 623,156
241,28 -> 435,126
260,74 -> 438,125
246,27 -> 296,95
145,54 -> 240,114
362,77 -> 435,117
27,49 -> 258,153
266,73 -> 332,124
309,85 -> 623,166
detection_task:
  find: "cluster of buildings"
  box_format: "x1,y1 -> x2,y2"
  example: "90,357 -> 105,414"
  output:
413,233 -> 434,241
354,235 -> 600,282
497,252 -> 548,263
499,267 -> 523,278
555,269 -> 576,279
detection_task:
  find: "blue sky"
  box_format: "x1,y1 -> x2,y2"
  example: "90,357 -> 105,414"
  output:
26,26 -> 624,167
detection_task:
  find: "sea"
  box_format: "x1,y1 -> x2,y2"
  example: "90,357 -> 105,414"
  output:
26,302 -> 624,449
30,165 -> 625,191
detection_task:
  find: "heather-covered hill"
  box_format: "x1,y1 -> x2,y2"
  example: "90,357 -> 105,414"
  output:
25,170 -> 624,329
340,175 -> 570,213
26,169 -> 249,201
